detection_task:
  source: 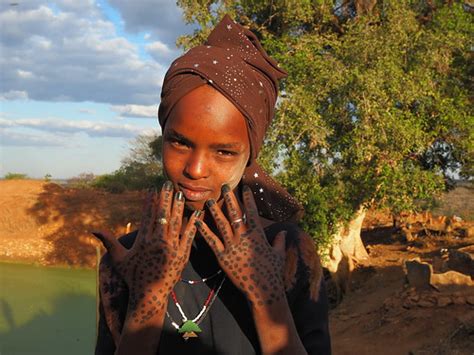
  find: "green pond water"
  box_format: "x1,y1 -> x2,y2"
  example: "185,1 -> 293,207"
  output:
0,262 -> 97,354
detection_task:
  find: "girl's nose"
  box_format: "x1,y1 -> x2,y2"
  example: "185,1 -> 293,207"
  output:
184,151 -> 210,179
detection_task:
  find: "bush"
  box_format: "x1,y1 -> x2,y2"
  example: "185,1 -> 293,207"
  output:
4,173 -> 29,180
92,163 -> 165,193
69,134 -> 165,193
67,173 -> 96,189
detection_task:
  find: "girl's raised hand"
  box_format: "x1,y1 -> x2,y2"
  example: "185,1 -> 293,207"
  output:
195,184 -> 287,309
92,181 -> 201,324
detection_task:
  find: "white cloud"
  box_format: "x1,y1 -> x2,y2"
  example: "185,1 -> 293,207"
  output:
17,69 -> 35,79
1,2 -> 166,105
78,108 -> 96,115
106,0 -> 192,46
146,40 -> 180,62
0,90 -> 29,101
0,117 -> 157,140
111,104 -> 157,118
0,129 -> 67,147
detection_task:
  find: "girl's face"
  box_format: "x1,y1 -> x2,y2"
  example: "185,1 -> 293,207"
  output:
162,85 -> 251,211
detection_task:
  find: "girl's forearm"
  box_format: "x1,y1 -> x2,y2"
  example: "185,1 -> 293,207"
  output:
251,297 -> 307,355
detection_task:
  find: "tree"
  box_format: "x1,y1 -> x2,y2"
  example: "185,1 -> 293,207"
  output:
176,0 -> 473,294
93,134 -> 165,192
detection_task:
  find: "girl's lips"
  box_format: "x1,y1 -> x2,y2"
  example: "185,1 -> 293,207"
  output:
179,184 -> 212,201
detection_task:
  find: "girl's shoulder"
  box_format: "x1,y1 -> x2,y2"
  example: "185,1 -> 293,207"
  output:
264,220 -> 323,301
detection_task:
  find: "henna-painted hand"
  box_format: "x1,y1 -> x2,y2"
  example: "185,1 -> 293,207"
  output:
195,184 -> 287,309
92,181 -> 201,324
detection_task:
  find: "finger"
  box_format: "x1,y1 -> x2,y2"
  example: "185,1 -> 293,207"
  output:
91,231 -> 127,264
206,199 -> 234,248
195,220 -> 225,254
154,180 -> 174,237
242,185 -> 262,231
179,210 -> 201,257
272,231 -> 287,260
221,184 -> 246,243
168,191 -> 185,241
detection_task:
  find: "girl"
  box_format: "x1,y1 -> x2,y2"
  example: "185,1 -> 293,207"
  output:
94,15 -> 331,355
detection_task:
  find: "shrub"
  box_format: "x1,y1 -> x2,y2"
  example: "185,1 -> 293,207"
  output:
4,173 -> 29,180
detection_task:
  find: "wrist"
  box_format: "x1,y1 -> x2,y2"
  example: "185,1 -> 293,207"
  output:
251,297 -> 306,354
250,295 -> 290,321
117,301 -> 167,355
125,289 -> 169,330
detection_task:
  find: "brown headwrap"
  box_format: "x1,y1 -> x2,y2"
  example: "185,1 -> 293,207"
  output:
158,15 -> 303,222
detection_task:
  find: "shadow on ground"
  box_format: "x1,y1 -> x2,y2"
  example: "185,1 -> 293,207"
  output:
26,183 -> 146,267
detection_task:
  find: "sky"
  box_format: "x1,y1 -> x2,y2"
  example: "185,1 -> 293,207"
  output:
0,0 -> 193,178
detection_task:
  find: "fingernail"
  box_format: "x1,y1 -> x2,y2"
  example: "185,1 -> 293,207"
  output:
193,210 -> 202,218
242,185 -> 251,192
206,199 -> 215,207
194,220 -> 202,227
221,184 -> 231,193
176,191 -> 183,200
163,181 -> 173,191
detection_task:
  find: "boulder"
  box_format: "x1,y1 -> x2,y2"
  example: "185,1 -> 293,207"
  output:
448,245 -> 474,277
405,257 -> 474,292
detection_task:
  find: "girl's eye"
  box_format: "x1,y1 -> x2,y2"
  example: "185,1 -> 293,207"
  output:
170,139 -> 188,148
218,150 -> 237,157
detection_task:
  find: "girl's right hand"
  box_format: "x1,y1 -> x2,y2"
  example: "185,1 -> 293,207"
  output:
93,181 -> 200,324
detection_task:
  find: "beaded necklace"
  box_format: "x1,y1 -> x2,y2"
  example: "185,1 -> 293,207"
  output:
180,269 -> 223,285
167,275 -> 226,340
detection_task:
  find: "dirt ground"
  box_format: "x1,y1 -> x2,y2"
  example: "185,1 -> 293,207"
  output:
1,180 -> 473,354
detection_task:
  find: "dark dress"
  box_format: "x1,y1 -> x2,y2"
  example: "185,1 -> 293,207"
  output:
95,221 -> 332,355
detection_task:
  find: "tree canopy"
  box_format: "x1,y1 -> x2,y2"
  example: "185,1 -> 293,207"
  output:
92,134 -> 164,192
176,0 -> 473,249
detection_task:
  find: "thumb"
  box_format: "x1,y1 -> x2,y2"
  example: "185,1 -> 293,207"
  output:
91,231 -> 126,264
272,230 -> 287,260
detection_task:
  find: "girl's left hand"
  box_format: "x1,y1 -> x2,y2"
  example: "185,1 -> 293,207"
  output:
195,184 -> 287,309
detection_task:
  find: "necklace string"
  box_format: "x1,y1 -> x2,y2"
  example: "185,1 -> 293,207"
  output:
180,269 -> 223,285
166,275 -> 226,330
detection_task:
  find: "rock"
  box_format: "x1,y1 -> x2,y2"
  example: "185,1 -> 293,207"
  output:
405,258 -> 432,290
452,295 -> 466,305
418,297 -> 436,308
431,270 -> 474,292
467,295 -> 474,305
448,245 -> 474,277
460,225 -> 474,238
405,257 -> 474,292
432,256 -> 448,273
403,299 -> 416,309
437,296 -> 453,307
409,294 -> 420,302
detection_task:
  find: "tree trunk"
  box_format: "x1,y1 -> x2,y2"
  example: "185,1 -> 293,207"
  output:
324,207 -> 369,301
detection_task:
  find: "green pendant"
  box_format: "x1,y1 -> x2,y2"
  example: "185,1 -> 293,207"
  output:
178,320 -> 202,334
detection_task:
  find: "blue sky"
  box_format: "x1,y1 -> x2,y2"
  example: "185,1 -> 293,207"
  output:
0,0 -> 192,178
